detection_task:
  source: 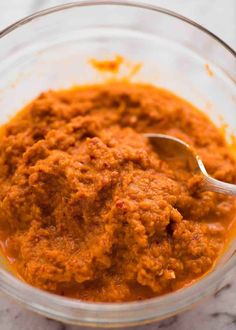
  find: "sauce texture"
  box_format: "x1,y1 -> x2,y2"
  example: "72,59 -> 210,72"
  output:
0,82 -> 235,302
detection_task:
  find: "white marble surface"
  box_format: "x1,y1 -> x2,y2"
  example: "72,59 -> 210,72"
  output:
0,1 -> 236,329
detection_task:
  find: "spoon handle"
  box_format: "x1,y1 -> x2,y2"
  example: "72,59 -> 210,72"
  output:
203,175 -> 236,196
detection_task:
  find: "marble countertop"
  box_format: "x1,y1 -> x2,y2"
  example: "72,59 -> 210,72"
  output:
0,1 -> 236,329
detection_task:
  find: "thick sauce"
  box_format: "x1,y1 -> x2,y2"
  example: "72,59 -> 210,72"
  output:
0,82 -> 235,302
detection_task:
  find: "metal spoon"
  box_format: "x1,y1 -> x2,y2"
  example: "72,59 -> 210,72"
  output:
144,133 -> 236,196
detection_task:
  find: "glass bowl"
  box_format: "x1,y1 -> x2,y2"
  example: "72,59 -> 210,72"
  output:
0,0 -> 235,327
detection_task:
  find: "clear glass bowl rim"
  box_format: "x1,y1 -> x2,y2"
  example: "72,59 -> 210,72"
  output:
0,0 -> 235,326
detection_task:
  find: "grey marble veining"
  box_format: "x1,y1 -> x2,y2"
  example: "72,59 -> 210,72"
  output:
0,1 -> 236,329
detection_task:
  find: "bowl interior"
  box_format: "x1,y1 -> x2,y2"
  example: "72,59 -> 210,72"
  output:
0,1 -> 235,327
0,3 -> 235,136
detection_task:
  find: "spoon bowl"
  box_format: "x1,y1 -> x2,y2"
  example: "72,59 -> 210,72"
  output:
145,133 -> 236,196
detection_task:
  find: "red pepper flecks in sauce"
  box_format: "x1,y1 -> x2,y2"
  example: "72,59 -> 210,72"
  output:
0,82 -> 235,302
